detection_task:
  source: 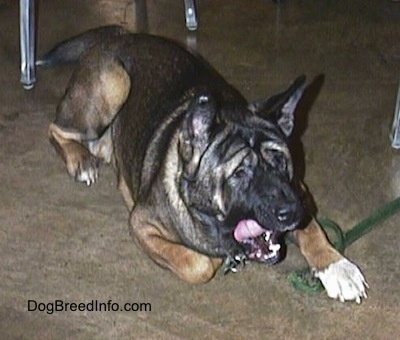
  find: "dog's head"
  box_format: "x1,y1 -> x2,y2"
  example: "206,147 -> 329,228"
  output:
178,76 -> 306,263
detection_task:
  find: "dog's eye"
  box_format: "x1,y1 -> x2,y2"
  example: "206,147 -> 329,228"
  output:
228,153 -> 256,184
232,167 -> 246,179
268,150 -> 287,172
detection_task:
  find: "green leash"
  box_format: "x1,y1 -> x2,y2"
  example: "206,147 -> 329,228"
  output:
288,196 -> 400,293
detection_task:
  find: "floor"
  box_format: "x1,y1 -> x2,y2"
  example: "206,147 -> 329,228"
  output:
1,0 -> 400,338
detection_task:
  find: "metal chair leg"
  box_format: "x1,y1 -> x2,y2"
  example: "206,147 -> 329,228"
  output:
20,0 -> 36,90
390,82 -> 400,148
184,0 -> 198,31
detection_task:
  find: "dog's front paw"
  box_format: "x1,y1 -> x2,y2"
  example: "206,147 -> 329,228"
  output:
314,258 -> 368,303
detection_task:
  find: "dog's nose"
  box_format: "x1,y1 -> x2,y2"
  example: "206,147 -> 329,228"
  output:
275,203 -> 303,230
277,207 -> 292,223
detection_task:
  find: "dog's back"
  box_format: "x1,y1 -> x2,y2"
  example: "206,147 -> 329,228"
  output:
37,25 -> 128,66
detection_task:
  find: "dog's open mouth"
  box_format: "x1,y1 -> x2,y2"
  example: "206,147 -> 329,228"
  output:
233,219 -> 282,264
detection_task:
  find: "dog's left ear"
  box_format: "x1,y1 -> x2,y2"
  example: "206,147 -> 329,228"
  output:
179,90 -> 217,176
248,75 -> 306,137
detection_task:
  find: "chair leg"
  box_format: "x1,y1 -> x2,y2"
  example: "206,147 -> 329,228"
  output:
184,0 -> 198,31
20,0 -> 36,90
390,82 -> 400,148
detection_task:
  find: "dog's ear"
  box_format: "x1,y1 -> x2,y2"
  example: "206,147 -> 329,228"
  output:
248,76 -> 306,137
179,90 -> 216,176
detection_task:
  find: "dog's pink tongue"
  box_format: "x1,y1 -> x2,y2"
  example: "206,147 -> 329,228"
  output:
234,220 -> 265,242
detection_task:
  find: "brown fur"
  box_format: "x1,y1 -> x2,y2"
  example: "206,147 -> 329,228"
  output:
130,206 -> 222,283
293,218 -> 342,270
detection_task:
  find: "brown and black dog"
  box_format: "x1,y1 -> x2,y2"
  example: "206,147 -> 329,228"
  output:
41,26 -> 367,302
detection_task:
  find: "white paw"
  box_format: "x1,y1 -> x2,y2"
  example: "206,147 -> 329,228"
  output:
314,258 -> 368,304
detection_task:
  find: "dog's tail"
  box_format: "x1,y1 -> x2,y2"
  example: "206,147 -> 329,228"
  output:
37,25 -> 128,67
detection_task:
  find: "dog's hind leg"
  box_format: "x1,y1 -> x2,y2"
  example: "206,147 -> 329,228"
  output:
130,207 -> 222,284
49,54 -> 131,185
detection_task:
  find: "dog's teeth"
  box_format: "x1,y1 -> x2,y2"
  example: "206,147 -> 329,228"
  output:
269,243 -> 281,252
264,232 -> 271,241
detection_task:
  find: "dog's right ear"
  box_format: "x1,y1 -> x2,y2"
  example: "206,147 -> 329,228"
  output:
248,76 -> 306,137
179,90 -> 217,177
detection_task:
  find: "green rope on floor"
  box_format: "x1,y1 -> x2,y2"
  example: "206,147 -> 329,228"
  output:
288,196 -> 400,293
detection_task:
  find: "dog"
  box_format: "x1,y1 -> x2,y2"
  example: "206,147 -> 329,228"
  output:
41,26 -> 367,303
